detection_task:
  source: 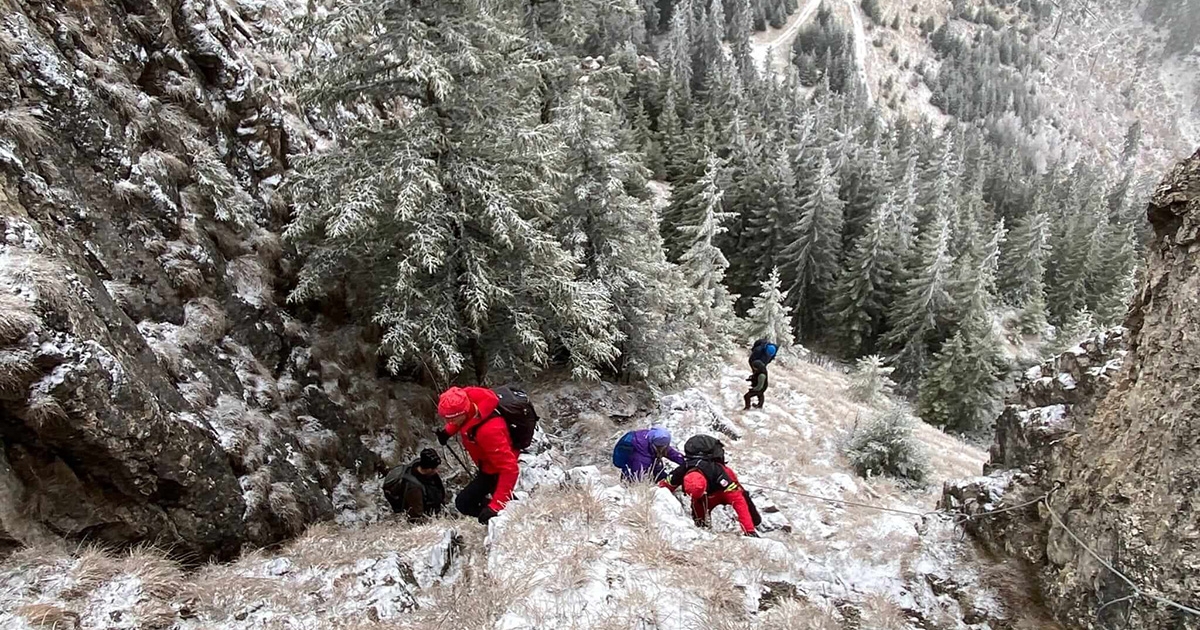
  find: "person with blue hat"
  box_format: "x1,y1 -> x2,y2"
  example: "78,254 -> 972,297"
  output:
611,427 -> 685,482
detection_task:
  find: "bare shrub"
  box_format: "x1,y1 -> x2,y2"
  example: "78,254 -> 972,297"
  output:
0,106 -> 50,150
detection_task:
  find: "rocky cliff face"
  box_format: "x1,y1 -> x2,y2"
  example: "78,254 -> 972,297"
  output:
0,0 -> 423,560
945,149 -> 1200,630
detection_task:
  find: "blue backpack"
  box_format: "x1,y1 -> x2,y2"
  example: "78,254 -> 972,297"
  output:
751,339 -> 778,365
612,431 -> 636,469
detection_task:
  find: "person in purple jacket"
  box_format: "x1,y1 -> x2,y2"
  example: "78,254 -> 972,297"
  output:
612,427 -> 686,482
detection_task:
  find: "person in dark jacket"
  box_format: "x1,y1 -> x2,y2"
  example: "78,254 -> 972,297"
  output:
383,448 -> 447,522
749,339 -> 777,369
660,460 -> 759,537
744,360 -> 768,410
613,427 -> 686,482
435,386 -> 520,525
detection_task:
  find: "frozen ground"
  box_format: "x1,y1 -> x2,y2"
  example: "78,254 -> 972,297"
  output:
750,0 -> 824,77
1,355 -> 1059,629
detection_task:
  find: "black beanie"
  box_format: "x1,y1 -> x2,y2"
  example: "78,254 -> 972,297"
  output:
419,448 -> 441,470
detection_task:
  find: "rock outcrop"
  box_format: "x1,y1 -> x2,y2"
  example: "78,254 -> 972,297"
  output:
0,0 -> 424,560
944,150 -> 1200,630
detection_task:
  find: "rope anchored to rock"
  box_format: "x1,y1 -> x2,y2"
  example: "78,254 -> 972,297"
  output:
740,480 -> 1200,620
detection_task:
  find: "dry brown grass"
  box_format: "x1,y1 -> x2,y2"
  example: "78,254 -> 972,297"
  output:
0,294 -> 40,345
16,603 -> 80,629
0,106 -> 50,150
269,481 -> 305,535
181,297 -> 227,346
0,349 -> 36,396
138,149 -> 189,183
758,597 -> 842,630
860,593 -> 911,629
0,250 -> 72,314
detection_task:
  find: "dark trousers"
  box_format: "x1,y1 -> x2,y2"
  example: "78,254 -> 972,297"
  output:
744,390 -> 764,409
455,471 -> 499,517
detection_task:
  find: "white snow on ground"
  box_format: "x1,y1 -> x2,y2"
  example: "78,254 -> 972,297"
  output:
1,356 -> 1049,629
841,0 -> 873,104
750,0 -> 824,76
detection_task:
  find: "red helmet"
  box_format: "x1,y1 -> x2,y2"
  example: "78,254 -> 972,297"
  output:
682,471 -> 707,499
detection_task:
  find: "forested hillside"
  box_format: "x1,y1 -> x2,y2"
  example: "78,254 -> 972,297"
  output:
279,0 -> 1194,433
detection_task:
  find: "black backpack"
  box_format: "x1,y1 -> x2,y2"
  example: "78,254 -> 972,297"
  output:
684,434 -> 725,464
468,385 -> 539,452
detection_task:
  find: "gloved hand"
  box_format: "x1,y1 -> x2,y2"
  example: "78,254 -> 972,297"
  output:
435,428 -> 451,446
478,506 -> 498,525
744,531 -> 760,538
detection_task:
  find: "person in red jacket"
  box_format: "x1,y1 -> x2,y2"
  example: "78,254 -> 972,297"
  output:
660,460 -> 759,537
435,386 -> 520,525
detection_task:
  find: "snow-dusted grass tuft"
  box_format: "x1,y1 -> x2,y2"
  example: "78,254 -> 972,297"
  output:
0,350 -> 36,397
0,294 -> 40,344
0,106 -> 50,150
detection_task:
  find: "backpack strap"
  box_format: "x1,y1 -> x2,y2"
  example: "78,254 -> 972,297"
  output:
464,414 -> 504,443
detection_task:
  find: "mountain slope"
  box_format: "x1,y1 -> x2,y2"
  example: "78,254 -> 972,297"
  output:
2,355 -> 1065,629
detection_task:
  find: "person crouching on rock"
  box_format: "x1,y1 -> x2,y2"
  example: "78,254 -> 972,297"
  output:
612,427 -> 685,483
660,460 -> 759,537
383,448 -> 447,522
435,386 -> 520,525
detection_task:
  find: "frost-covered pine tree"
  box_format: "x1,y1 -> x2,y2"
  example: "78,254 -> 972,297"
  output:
780,155 -> 845,339
283,0 -> 618,382
999,206 -> 1052,306
736,147 -> 800,295
1087,221 -> 1137,326
916,313 -> 1004,433
1046,209 -> 1102,325
662,0 -> 694,99
830,197 -> 897,357
745,267 -> 796,351
555,69 -> 703,383
883,214 -> 956,383
848,354 -> 896,403
677,155 -> 738,343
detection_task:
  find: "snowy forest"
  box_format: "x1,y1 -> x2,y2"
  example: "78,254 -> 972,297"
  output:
280,0 -> 1180,434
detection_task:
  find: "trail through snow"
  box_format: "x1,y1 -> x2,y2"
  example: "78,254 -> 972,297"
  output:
841,0 -> 873,104
750,0 -> 824,76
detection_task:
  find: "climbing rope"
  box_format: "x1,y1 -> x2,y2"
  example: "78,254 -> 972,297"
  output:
1042,499 -> 1200,619
740,480 -> 1200,620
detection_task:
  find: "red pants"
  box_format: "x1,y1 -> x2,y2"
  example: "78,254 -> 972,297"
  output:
691,489 -> 756,534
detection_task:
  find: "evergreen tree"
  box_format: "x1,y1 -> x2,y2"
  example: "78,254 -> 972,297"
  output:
735,146 -> 800,298
1046,208 -> 1101,325
745,267 -> 796,351
780,155 -> 845,339
285,0 -> 619,382
916,314 -> 1004,433
1087,221 -> 1137,326
998,206 -> 1051,305
883,215 -> 956,383
662,0 -> 695,99
677,155 -> 739,342
848,354 -> 896,402
830,198 -> 896,356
